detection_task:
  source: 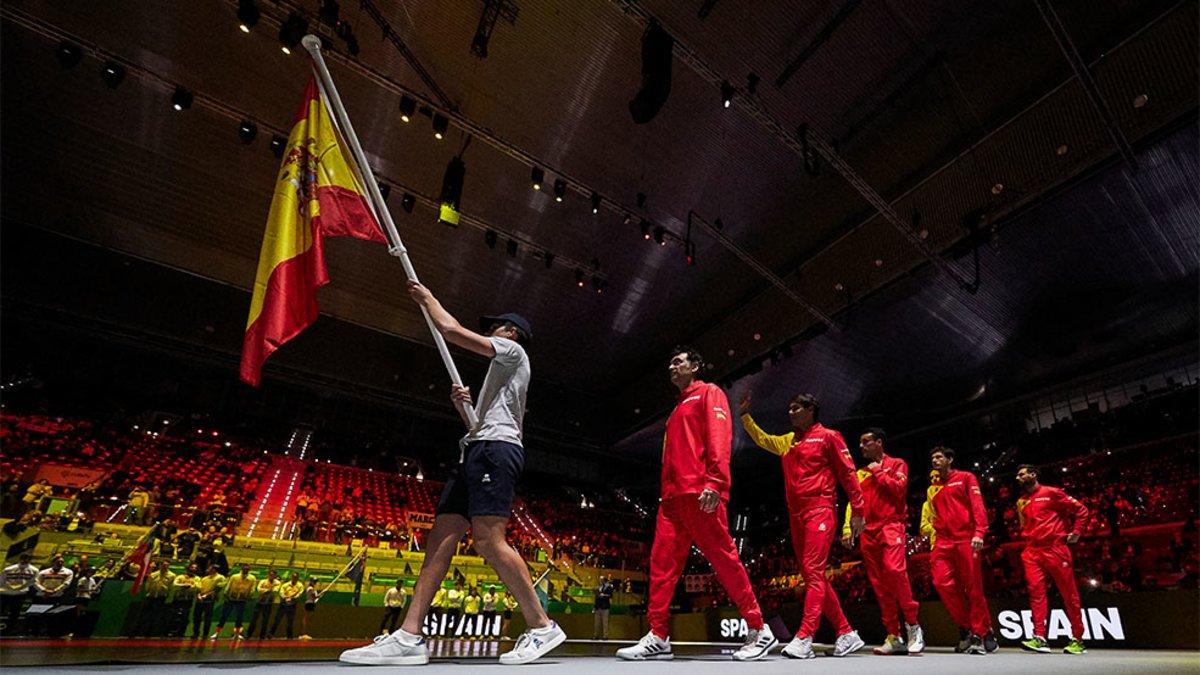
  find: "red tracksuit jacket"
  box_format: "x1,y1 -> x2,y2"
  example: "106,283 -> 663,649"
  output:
860,454 -> 908,531
930,469 -> 988,543
783,423 -> 864,516
661,380 -> 733,502
1017,485 -> 1089,545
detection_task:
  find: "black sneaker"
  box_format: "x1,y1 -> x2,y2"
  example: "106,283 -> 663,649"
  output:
954,628 -> 971,653
983,631 -> 998,653
966,634 -> 987,655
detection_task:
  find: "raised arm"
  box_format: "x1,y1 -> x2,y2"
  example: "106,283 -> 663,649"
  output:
407,281 -> 495,358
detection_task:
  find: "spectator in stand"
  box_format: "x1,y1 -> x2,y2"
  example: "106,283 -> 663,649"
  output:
0,553 -> 39,635
135,560 -> 175,637
23,479 -> 52,515
176,525 -> 200,561
126,484 -> 151,525
170,564 -> 199,637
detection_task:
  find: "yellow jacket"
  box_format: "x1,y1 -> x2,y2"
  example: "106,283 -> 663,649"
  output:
740,414 -> 795,456
144,569 -> 175,599
225,573 -> 257,600
256,577 -> 282,603
196,573 -> 226,600
921,476 -> 943,547
842,469 -> 873,535
433,587 -> 447,608
172,573 -> 198,599
464,594 -> 481,614
279,580 -> 304,603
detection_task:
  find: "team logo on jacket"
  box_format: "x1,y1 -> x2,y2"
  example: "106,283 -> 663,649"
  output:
818,522 -> 827,532
713,406 -> 727,421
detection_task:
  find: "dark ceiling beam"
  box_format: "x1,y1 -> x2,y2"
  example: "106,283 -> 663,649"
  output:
1032,0 -> 1138,171
775,0 -> 863,88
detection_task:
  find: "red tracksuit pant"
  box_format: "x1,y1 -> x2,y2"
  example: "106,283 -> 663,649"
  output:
930,540 -> 991,636
1022,542 -> 1083,640
861,522 -> 920,636
648,495 -> 764,638
791,507 -> 851,637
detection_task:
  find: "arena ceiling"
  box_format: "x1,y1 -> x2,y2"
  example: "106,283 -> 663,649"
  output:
1,0 -> 1196,445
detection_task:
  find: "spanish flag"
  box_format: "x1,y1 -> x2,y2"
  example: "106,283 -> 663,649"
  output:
240,75 -> 386,386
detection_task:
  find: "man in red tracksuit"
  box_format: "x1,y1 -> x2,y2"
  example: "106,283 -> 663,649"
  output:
1015,464 -> 1090,655
616,347 -> 776,662
841,428 -> 924,655
928,447 -> 993,655
740,391 -> 865,659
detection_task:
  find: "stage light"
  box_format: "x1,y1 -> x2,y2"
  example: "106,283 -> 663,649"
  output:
438,156 -> 465,226
531,167 -> 544,190
171,86 -> 193,111
575,269 -> 585,287
279,13 -> 308,54
628,21 -> 674,124
238,120 -> 257,144
720,81 -> 735,108
653,226 -> 666,246
399,95 -> 416,123
100,61 -> 125,88
318,0 -> 340,25
685,241 -> 696,266
56,41 -> 82,69
270,134 -> 286,157
553,179 -> 566,202
506,238 -> 519,257
401,193 -> 415,213
432,114 -> 448,139
713,217 -> 724,230
640,219 -> 651,240
378,182 -> 390,202
591,192 -> 601,214
237,0 -> 260,32
592,276 -> 606,294
543,252 -> 554,269
484,230 -> 498,249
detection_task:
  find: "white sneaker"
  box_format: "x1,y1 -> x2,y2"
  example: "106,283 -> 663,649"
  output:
616,631 -> 673,660
339,630 -> 430,665
872,634 -> 907,655
732,628 -> 778,661
209,632 -> 220,640
831,630 -> 865,657
499,621 -> 566,665
905,624 -> 925,654
781,635 -> 815,659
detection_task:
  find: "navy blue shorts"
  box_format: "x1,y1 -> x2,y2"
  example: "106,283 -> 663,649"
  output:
436,440 -> 525,519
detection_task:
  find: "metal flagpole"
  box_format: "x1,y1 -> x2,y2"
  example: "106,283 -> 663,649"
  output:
300,34 -> 478,429
318,546 -> 366,600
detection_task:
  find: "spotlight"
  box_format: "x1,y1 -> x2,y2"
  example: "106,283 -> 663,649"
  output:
636,192 -> 646,208
590,192 -> 602,214
269,134 -> 286,157
237,0 -> 260,32
713,217 -> 724,230
432,114 -> 448,140
531,167 -> 544,190
506,238 -> 518,257
653,226 -> 666,245
543,252 -> 554,269
378,182 -> 390,202
685,241 -> 696,266
591,276 -> 605,294
720,81 -> 735,108
238,120 -> 257,144
399,95 -> 416,123
438,156 -> 465,226
640,219 -> 651,240
56,41 -> 82,69
574,269 -> 585,287
484,230 -> 498,249
171,86 -> 193,111
318,0 -> 340,25
279,13 -> 308,55
553,179 -> 566,202
100,61 -> 125,88
400,193 -> 415,213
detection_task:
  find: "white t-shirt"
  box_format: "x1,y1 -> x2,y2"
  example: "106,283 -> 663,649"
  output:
462,337 -> 529,450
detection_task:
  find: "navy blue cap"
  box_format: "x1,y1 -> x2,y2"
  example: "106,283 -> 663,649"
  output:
479,313 -> 532,342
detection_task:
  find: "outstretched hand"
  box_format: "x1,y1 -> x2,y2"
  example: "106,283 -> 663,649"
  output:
738,391 -> 752,415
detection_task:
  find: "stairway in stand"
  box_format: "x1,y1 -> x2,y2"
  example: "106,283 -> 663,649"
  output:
239,456 -> 306,538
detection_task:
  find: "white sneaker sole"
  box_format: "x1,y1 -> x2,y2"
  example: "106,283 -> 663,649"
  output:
499,628 -> 567,665
832,636 -> 865,657
781,647 -> 815,660
732,638 -> 779,661
338,651 -> 430,665
617,651 -> 674,661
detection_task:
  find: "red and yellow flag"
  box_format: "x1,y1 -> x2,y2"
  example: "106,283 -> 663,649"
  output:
240,75 -> 386,386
